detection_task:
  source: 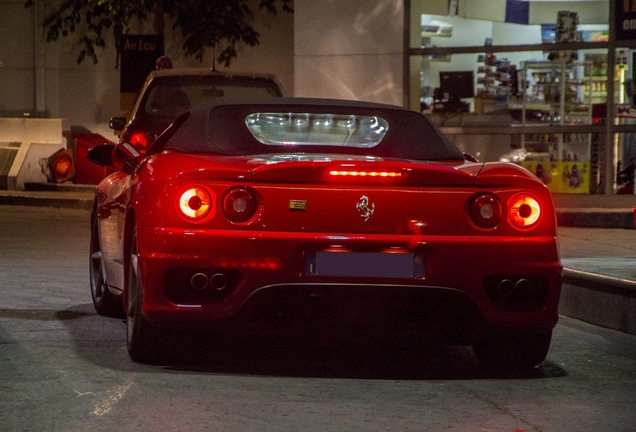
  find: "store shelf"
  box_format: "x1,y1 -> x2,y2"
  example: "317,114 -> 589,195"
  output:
521,60 -> 593,123
421,56 -> 451,63
517,59 -> 593,193
421,32 -> 451,38
409,40 -> 612,57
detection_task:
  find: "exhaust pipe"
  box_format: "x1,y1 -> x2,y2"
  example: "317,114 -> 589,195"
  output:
209,273 -> 228,291
497,279 -> 514,296
515,279 -> 532,296
190,273 -> 209,290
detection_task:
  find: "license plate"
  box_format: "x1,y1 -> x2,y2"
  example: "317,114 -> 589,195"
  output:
305,251 -> 424,278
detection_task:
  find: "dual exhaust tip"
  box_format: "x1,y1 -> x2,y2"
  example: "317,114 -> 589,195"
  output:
190,272 -> 228,292
496,278 -> 532,297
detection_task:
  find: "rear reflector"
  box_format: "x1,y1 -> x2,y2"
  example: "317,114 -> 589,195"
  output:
222,187 -> 257,223
469,193 -> 503,229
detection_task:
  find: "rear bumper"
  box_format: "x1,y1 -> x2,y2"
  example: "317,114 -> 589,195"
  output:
136,226 -> 562,336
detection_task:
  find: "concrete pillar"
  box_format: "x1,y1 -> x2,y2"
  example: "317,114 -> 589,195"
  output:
294,0 -> 405,106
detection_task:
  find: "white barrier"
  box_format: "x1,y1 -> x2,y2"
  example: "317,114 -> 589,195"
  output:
0,118 -> 70,190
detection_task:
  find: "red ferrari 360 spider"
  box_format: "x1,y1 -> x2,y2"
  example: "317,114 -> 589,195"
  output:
88,98 -> 562,366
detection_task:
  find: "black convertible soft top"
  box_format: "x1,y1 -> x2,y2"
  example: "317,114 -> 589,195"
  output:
151,97 -> 465,161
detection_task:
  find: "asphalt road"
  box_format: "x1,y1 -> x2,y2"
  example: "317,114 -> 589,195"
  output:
0,205 -> 635,432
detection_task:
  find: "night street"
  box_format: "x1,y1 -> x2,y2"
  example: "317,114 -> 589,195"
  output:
2,0 -> 636,430
0,205 -> 634,431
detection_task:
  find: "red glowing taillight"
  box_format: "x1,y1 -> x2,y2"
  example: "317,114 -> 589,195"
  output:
222,187 -> 257,223
54,157 -> 72,177
469,193 -> 503,229
127,132 -> 150,153
178,186 -> 214,221
508,193 -> 541,228
49,149 -> 75,183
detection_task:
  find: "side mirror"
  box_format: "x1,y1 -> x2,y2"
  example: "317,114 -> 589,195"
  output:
111,143 -> 142,174
87,143 -> 116,167
87,142 -> 141,175
109,117 -> 128,131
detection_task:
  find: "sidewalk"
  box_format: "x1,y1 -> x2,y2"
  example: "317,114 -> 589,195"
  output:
558,226 -> 636,335
552,193 -> 636,229
0,183 -> 94,210
1,184 -> 635,336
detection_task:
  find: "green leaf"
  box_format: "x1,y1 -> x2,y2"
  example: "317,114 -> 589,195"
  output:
26,0 -> 292,66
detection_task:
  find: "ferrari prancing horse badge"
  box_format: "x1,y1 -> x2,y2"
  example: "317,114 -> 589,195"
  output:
356,195 -> 374,221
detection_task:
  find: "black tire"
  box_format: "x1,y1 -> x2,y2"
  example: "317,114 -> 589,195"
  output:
472,330 -> 552,368
126,228 -> 167,363
90,214 -> 124,317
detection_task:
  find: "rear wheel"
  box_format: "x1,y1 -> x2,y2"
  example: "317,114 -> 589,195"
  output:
126,229 -> 166,363
472,330 -> 552,368
89,214 -> 123,317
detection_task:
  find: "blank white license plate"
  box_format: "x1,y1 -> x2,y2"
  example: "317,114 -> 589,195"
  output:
305,251 -> 424,278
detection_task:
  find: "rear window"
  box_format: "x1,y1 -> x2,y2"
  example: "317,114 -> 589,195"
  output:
245,113 -> 388,148
141,76 -> 282,119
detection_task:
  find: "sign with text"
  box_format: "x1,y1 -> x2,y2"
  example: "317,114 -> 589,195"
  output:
615,0 -> 636,41
120,35 -> 164,94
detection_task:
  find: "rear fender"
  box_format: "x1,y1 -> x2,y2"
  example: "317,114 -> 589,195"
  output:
476,163 -> 549,190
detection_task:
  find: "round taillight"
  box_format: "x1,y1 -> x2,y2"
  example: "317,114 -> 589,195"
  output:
178,187 -> 214,220
53,155 -> 73,178
223,187 -> 257,223
508,193 -> 541,228
469,194 -> 503,229
128,132 -> 150,154
48,148 -> 75,182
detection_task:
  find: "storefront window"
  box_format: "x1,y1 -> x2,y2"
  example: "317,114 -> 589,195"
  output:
408,1 -> 636,195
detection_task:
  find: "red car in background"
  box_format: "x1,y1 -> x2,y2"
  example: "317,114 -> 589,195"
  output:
109,68 -> 285,154
88,98 -> 562,367
74,70 -> 283,185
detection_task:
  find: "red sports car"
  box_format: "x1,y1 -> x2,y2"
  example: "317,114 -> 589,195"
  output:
88,98 -> 562,367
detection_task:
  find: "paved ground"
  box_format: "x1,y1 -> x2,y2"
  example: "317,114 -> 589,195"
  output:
0,205 -> 635,432
559,226 -> 636,282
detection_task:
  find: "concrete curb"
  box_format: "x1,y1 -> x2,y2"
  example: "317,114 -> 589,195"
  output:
556,208 -> 634,229
0,192 -> 94,211
560,268 -> 636,336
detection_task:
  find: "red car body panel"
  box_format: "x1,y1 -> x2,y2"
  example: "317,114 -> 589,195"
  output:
92,98 -> 562,351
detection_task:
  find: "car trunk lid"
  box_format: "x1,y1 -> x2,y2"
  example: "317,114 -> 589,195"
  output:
237,154 -> 482,235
